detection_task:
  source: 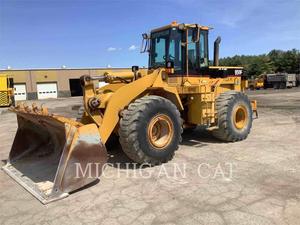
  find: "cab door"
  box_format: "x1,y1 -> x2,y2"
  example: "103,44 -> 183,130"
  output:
186,29 -> 209,76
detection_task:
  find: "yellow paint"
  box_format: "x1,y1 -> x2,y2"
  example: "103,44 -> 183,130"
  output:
0,75 -> 8,90
248,78 -> 264,90
98,70 -> 160,142
78,65 -> 247,144
0,74 -> 13,106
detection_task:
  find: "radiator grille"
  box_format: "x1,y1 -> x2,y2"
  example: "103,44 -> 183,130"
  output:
0,91 -> 9,106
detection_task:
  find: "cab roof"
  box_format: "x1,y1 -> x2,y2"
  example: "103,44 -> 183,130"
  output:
150,21 -> 211,33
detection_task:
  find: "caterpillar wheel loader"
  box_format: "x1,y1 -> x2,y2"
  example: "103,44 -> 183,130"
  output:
2,22 -> 257,204
0,74 -> 15,107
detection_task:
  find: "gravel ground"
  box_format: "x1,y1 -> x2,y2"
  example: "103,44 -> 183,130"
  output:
0,88 -> 299,225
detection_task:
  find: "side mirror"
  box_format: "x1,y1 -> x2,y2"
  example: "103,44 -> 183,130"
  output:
132,66 -> 139,73
140,33 -> 150,53
142,33 -> 148,39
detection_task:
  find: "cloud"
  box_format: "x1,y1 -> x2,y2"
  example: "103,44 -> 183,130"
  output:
128,45 -> 137,51
107,47 -> 117,52
107,47 -> 122,52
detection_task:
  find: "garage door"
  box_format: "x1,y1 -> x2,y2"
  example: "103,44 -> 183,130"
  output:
37,83 -> 58,99
14,84 -> 27,101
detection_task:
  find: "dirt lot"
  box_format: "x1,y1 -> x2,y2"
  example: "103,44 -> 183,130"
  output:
0,89 -> 300,225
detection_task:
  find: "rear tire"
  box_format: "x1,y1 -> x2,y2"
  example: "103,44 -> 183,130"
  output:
119,96 -> 182,165
212,91 -> 252,142
280,82 -> 286,89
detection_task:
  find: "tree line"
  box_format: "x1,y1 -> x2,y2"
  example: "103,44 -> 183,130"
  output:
219,49 -> 300,78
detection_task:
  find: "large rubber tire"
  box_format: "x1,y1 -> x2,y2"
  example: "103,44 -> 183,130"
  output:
280,82 -> 287,89
212,91 -> 252,142
119,96 -> 182,165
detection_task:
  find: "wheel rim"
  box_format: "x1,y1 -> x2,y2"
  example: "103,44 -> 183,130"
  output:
233,105 -> 248,130
148,114 -> 174,149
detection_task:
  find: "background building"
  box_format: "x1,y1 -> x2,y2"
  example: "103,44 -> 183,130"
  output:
0,68 -> 132,100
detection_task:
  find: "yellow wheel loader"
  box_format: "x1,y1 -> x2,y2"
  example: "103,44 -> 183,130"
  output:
2,22 -> 257,204
0,74 -> 14,107
248,76 -> 264,90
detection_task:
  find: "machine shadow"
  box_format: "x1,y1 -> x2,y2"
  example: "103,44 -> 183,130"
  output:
181,126 -> 223,147
107,143 -> 136,169
70,179 -> 100,194
106,127 -> 223,169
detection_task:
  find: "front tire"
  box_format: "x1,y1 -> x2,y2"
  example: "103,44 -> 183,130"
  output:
212,91 -> 252,142
119,96 -> 182,165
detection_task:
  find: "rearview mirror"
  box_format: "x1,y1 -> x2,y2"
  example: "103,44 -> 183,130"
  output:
142,33 -> 148,39
140,33 -> 150,53
132,66 -> 139,72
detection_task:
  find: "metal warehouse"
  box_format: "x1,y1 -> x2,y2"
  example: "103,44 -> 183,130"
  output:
0,68 -> 132,100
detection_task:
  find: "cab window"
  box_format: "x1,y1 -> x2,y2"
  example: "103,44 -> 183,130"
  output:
187,29 -> 209,74
200,30 -> 209,68
169,28 -> 183,74
150,30 -> 169,68
187,29 -> 199,74
8,78 -> 14,88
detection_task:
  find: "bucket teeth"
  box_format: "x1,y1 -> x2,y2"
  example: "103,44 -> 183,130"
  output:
24,105 -> 31,113
15,102 -> 25,111
32,103 -> 39,113
41,105 -> 49,115
13,102 -> 49,115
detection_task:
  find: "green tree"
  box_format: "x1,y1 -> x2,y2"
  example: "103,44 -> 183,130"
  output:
219,49 -> 300,77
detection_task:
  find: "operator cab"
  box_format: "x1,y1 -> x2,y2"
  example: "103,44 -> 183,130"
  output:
142,22 -> 210,75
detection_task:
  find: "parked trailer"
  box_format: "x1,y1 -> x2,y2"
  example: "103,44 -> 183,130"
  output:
264,73 -> 296,89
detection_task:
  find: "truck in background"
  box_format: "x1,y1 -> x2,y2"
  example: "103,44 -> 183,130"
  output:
0,74 -> 14,107
263,73 -> 297,89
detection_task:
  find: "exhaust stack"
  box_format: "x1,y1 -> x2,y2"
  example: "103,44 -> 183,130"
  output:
213,36 -> 221,66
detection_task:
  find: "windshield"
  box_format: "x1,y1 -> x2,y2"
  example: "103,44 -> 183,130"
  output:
149,28 -> 183,73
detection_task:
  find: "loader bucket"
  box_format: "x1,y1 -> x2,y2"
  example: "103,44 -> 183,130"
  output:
2,105 -> 107,204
